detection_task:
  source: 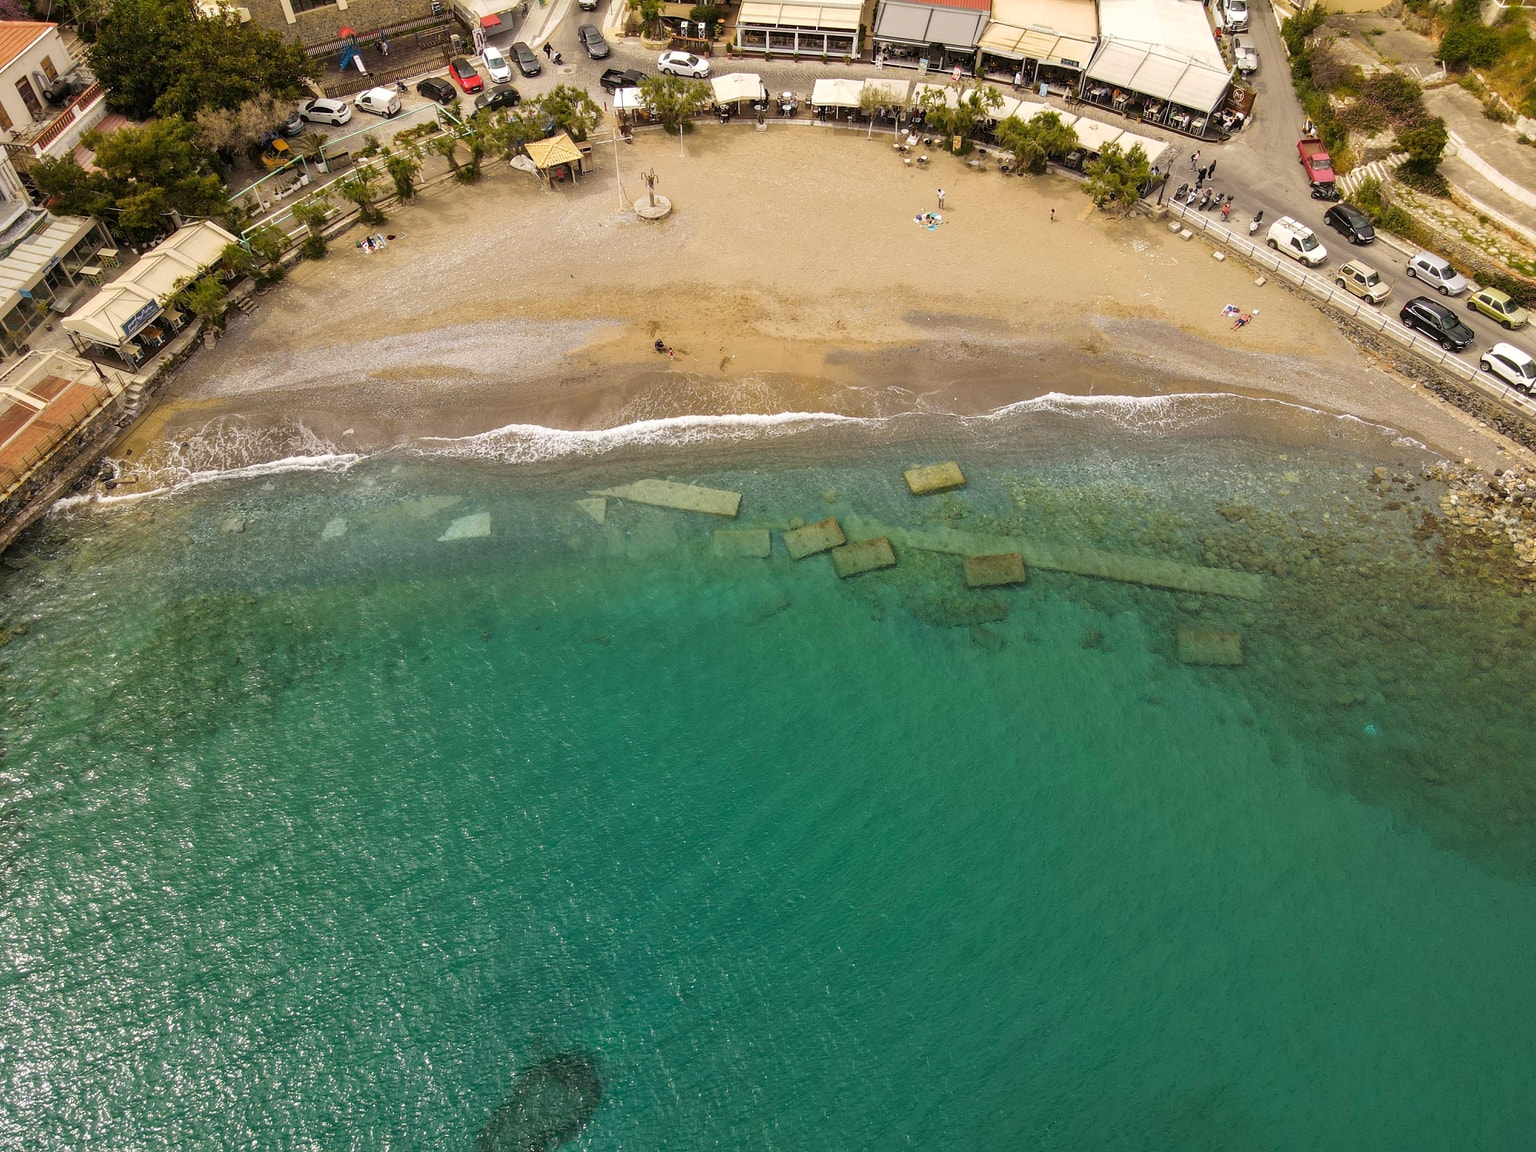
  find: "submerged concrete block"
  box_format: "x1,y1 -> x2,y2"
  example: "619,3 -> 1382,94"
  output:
964,552 -> 1027,588
904,461 -> 966,495
831,536 -> 897,578
1177,629 -> 1243,666
321,517 -> 347,540
714,528 -> 772,558
575,497 -> 607,524
439,512 -> 491,541
783,517 -> 845,559
591,479 -> 741,517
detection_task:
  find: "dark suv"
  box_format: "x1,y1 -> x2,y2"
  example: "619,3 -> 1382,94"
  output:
1400,296 -> 1475,351
1323,202 -> 1375,245
511,41 -> 541,76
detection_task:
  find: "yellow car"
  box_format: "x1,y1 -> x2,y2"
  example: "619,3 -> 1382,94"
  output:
1467,287 -> 1529,330
260,138 -> 294,170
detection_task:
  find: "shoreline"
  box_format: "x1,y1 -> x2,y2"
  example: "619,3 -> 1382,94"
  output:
110,126 -> 1532,478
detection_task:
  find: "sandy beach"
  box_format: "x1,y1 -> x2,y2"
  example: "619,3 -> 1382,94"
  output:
122,124 -> 1528,472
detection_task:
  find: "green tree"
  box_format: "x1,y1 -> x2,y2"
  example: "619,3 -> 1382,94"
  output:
290,194 -> 332,259
29,154 -> 107,217
994,110 -> 1079,175
172,274 -> 229,329
1398,116 -> 1448,174
429,131 -> 463,179
918,84 -> 1003,152
1082,141 -> 1152,212
536,85 -> 602,141
638,75 -> 713,131
336,166 -> 386,224
634,0 -> 664,37
194,93 -> 289,160
1437,20 -> 1503,70
687,3 -> 724,37
91,0 -> 180,119
384,149 -> 422,202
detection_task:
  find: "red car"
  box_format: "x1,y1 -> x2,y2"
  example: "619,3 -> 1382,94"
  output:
449,57 -> 484,94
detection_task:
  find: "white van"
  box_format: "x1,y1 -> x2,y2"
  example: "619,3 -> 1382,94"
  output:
354,87 -> 402,117
1266,216 -> 1328,267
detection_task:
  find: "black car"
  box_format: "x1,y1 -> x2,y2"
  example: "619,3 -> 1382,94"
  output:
1400,296 -> 1475,351
1324,202 -> 1375,245
599,67 -> 645,92
473,87 -> 523,114
511,41 -> 541,76
577,24 -> 610,59
417,76 -> 456,105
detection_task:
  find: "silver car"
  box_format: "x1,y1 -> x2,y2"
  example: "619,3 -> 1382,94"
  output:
1406,250 -> 1469,296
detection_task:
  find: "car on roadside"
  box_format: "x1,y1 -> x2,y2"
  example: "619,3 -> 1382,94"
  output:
354,87 -> 402,117
417,76 -> 457,104
1221,0 -> 1249,32
473,88 -> 523,115
1467,287 -> 1530,330
1232,34 -> 1258,73
578,24 -> 610,59
297,97 -> 352,126
1401,296 -> 1476,351
600,67 -> 646,92
449,57 -> 484,93
482,45 -> 512,84
1406,250 -> 1469,296
1335,259 -> 1391,305
511,41 -> 541,76
1323,202 -> 1375,246
279,110 -> 305,136
578,0 -> 598,8
657,50 -> 710,78
1480,343 -> 1536,391
1266,216 -> 1328,267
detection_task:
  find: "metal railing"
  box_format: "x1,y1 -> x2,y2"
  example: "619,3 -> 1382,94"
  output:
1166,201 -> 1536,418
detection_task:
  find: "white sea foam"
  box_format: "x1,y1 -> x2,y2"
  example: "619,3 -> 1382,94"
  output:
421,410 -> 878,463
49,453 -> 362,516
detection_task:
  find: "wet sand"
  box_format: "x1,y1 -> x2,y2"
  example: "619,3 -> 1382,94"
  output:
122,125 -> 1528,472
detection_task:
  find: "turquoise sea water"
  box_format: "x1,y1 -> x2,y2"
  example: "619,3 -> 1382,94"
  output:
4,398 -> 1536,1149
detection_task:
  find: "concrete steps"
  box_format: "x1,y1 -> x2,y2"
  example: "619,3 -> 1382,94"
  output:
1338,152 -> 1407,198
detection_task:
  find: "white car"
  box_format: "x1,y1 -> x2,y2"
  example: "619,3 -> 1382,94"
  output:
482,45 -> 512,85
1232,34 -> 1258,73
657,50 -> 710,78
1480,342 -> 1536,392
297,97 -> 352,126
1221,0 -> 1249,31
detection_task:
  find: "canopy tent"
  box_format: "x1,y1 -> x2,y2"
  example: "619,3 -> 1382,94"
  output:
1067,115 -> 1122,153
977,0 -> 1097,68
480,12 -> 501,27
872,0 -> 991,52
1085,38 -> 1230,113
613,87 -> 647,111
1095,0 -> 1224,66
524,133 -> 584,176
63,221 -> 235,350
737,0 -> 862,31
862,76 -> 914,106
911,81 -> 960,109
711,74 -> 769,105
1003,99 -> 1063,122
811,78 -> 864,108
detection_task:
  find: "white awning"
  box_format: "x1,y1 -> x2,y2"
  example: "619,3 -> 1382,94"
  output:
1114,129 -> 1169,165
1068,115 -> 1122,153
977,0 -> 1097,66
1095,0 -> 1224,68
0,213 -> 97,318
862,76 -> 913,105
811,78 -> 865,107
1085,36 -> 1230,112
613,87 -> 647,110
912,81 -> 959,109
738,0 -> 862,30
63,221 -> 237,345
873,1 -> 989,49
711,73 -> 768,104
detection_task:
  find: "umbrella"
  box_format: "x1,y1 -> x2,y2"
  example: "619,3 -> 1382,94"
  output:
338,25 -> 355,38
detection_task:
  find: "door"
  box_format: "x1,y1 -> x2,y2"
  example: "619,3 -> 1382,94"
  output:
15,76 -> 41,120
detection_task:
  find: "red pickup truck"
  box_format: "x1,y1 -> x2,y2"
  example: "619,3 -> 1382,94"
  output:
1298,137 -> 1336,187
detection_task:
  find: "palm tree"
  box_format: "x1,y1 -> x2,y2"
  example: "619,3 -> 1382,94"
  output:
429,132 -> 462,179
337,166 -> 386,224
384,149 -> 422,201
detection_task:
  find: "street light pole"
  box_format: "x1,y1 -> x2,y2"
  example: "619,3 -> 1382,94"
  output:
612,114 -> 624,210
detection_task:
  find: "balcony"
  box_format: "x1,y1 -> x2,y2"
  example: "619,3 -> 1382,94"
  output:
4,81 -> 107,170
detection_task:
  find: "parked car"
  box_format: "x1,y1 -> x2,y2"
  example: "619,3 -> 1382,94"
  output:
449,57 -> 484,93
1406,250 -> 1468,296
1467,287 -> 1530,330
279,110 -> 305,136
260,137 -> 294,170
1221,0 -> 1249,31
1266,216 -> 1328,267
1297,136 -> 1336,197
417,76 -> 456,104
1323,202 -> 1375,245
1400,296 -> 1476,351
511,41 -> 541,76
578,0 -> 598,8
578,24 -> 610,59
657,50 -> 710,78
1480,342 -> 1536,390
1232,34 -> 1258,73
482,45 -> 512,84
600,67 -> 646,92
354,87 -> 402,117
1334,260 -> 1390,304
297,97 -> 352,126
473,87 -> 523,114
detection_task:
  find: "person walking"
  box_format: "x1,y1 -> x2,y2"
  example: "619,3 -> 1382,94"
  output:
1189,149 -> 1201,171
1207,158 -> 1217,178
937,188 -> 946,209
1050,207 -> 1056,222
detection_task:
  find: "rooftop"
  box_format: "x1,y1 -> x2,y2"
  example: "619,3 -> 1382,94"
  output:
0,22 -> 55,73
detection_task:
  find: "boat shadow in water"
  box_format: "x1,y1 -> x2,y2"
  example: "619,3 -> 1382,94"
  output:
475,1051 -> 603,1152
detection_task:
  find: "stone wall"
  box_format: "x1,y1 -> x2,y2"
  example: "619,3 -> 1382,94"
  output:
244,0 -> 439,49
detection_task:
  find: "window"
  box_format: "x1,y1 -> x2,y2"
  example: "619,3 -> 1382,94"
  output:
0,103 -> 12,132
290,0 -> 336,12
39,56 -> 57,81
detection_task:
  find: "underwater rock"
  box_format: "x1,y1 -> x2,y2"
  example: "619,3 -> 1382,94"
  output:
970,624 -> 1005,651
831,537 -> 896,578
904,461 -> 966,495
476,1052 -> 602,1152
783,517 -> 845,560
909,596 -> 1008,628
713,529 -> 772,558
962,552 -> 1026,588
1176,629 -> 1243,666
742,592 -> 792,625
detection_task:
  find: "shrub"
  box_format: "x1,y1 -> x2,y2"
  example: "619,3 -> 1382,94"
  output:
1438,21 -> 1503,69
300,234 -> 326,260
